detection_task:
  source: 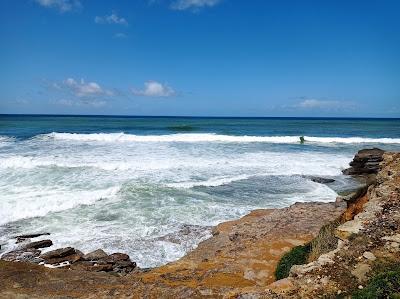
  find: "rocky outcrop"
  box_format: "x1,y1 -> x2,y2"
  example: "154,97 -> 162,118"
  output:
267,151 -> 400,298
20,239 -> 53,250
342,148 -> 384,175
1,244 -> 137,275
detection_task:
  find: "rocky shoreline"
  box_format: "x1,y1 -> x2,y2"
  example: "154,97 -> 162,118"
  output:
1,148 -> 398,298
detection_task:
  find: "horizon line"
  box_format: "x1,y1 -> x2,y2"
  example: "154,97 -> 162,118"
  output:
0,113 -> 400,120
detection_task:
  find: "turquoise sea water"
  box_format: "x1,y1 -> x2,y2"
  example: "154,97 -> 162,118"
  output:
1,115 -> 400,267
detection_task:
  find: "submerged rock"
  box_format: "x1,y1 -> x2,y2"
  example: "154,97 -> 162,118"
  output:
303,176 -> 336,184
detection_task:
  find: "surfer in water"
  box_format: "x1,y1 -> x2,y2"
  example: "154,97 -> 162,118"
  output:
300,136 -> 305,144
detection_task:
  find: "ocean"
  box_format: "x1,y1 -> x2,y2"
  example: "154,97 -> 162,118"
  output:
1,115 -> 400,267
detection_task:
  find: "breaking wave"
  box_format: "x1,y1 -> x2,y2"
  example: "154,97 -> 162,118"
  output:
41,132 -> 400,144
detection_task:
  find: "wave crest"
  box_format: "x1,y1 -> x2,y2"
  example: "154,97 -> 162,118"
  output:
40,132 -> 400,144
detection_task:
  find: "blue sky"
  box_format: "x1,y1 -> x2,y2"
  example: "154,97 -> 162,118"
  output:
0,0 -> 399,117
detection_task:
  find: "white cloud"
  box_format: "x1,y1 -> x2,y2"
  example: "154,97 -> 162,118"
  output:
170,0 -> 222,10
292,98 -> 356,110
54,98 -> 107,107
114,32 -> 128,39
95,12 -> 128,25
34,0 -> 82,12
132,81 -> 176,97
62,78 -> 114,97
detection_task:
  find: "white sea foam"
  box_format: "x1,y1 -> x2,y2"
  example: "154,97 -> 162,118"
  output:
0,136 -> 14,147
0,151 -> 350,177
167,174 -> 253,188
0,186 -> 119,225
42,132 -> 400,144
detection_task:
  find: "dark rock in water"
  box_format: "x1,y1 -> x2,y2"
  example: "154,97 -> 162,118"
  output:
21,239 -> 53,250
83,249 -> 108,261
15,233 -> 50,243
1,248 -> 43,264
40,247 -> 75,260
343,148 -> 385,175
99,253 -> 130,264
304,176 -> 335,184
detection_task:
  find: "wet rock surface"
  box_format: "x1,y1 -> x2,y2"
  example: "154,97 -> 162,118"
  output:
15,233 -> 50,243
20,239 -> 53,250
302,175 -> 336,184
1,244 -> 137,276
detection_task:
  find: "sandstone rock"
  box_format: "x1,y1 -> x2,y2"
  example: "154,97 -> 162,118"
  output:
99,253 -> 130,264
1,248 -> 43,264
70,261 -> 113,272
113,260 -> 137,274
382,234 -> 400,243
83,249 -> 108,261
40,247 -> 75,260
362,251 -> 376,261
335,219 -> 363,240
21,239 -> 53,250
45,253 -> 83,265
343,148 -> 384,175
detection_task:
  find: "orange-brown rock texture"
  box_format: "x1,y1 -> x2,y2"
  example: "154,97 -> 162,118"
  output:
1,150 -> 399,298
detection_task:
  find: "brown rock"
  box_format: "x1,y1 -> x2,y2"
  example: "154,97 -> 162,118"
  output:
99,253 -> 130,264
70,261 -> 113,272
15,233 -> 50,239
45,253 -> 83,265
1,248 -> 42,263
40,247 -> 75,260
343,148 -> 384,175
83,249 -> 108,261
22,239 -> 53,250
15,233 -> 51,243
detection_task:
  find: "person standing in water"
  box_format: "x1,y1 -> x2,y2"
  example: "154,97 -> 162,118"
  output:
300,136 -> 305,144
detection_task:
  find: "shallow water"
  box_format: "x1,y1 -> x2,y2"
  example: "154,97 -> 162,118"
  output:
1,116 -> 399,267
